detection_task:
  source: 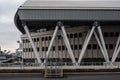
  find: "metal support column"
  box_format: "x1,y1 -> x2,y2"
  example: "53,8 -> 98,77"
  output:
97,26 -> 110,63
111,34 -> 120,63
94,31 -> 108,62
61,26 -> 76,65
78,21 -> 110,65
44,21 -> 76,65
22,23 -> 42,64
44,26 -> 59,64
78,22 -> 96,64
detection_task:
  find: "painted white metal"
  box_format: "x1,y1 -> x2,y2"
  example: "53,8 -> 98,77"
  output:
97,26 -> 110,63
111,34 -> 120,63
44,26 -> 59,64
23,25 -> 42,64
44,24 -> 76,65
61,26 -> 76,65
93,31 -> 108,62
78,26 -> 96,64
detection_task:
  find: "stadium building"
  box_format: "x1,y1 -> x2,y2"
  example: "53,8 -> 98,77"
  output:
14,0 -> 120,65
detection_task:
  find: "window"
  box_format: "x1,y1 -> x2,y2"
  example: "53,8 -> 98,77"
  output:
110,32 -> 114,37
67,34 -> 69,38
62,46 -> 65,50
93,44 -> 97,49
37,38 -> 39,42
71,45 -> 73,49
70,34 -> 73,38
45,37 -> 48,41
79,45 -> 82,49
79,32 -> 82,37
105,44 -> 108,49
115,32 -> 119,37
34,38 -> 36,42
23,48 -> 25,52
58,46 -> 61,50
31,48 -> 33,52
37,47 -> 39,52
103,32 -> 108,37
109,44 -> 113,49
22,40 -> 25,43
74,33 -> 78,38
87,44 -> 91,49
42,37 -> 44,41
52,46 -> 55,51
49,36 -> 51,40
26,48 -> 28,52
75,45 -> 78,50
42,47 -> 44,51
29,48 -> 31,52
45,47 -> 48,51
58,35 -> 61,39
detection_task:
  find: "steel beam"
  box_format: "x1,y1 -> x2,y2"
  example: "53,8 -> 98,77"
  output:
97,26 -> 110,63
78,25 -> 96,64
23,24 -> 42,64
94,31 -> 108,62
111,34 -> 120,63
44,21 -> 76,65
61,26 -> 76,65
44,26 -> 59,64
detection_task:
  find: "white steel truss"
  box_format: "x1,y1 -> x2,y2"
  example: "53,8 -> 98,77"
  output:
111,34 -> 120,63
44,21 -> 76,65
78,21 -> 110,65
22,22 -> 42,64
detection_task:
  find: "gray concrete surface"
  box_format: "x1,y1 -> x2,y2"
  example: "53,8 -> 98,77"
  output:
0,73 -> 120,80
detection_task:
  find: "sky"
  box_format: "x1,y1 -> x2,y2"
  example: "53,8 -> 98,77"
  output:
0,0 -> 119,52
0,0 -> 26,52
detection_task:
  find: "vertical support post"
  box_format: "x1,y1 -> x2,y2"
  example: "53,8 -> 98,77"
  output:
61,26 -> 76,65
22,23 -> 42,64
78,22 -> 96,64
97,26 -> 110,63
111,34 -> 120,63
44,26 -> 59,64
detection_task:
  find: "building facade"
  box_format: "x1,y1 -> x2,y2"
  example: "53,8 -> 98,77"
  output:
21,25 -> 120,64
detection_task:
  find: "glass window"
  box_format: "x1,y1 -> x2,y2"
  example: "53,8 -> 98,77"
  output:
75,45 -> 78,50
74,33 -> 78,38
115,32 -> 119,37
70,34 -> 73,38
103,32 -> 108,37
109,44 -> 113,49
42,37 -> 44,41
45,47 -> 48,51
49,36 -> 51,40
45,37 -> 48,41
58,46 -> 61,50
110,32 -> 114,37
105,44 -> 108,49
34,38 -> 36,42
37,38 -> 39,42
93,44 -> 97,49
37,47 -> 39,52
58,35 -> 61,39
79,45 -> 82,49
22,40 -> 25,43
52,46 -> 55,51
71,45 -> 73,49
42,47 -> 44,51
79,32 -> 82,37
62,46 -> 65,50
87,44 -> 91,49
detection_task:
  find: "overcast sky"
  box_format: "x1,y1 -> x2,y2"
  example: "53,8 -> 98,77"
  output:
0,0 -> 119,52
0,0 -> 26,52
